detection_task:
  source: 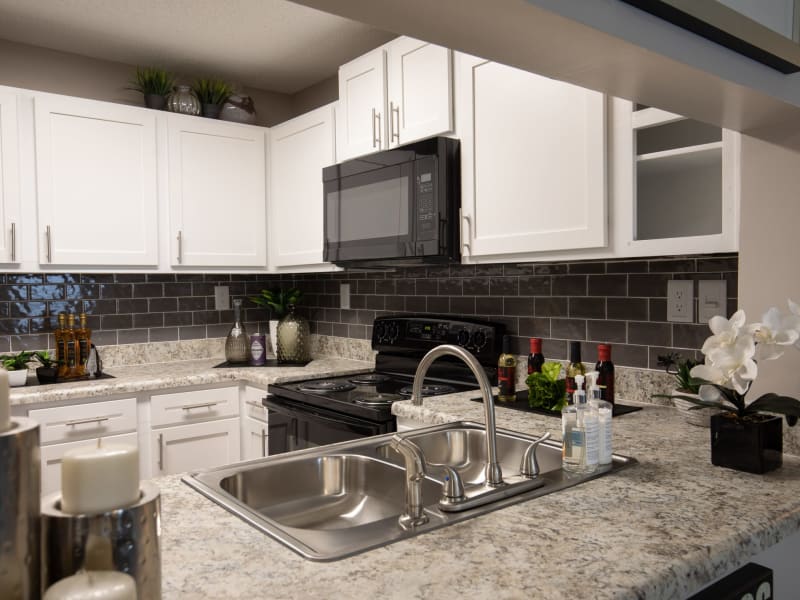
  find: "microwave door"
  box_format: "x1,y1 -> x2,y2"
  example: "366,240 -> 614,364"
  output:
324,162 -> 415,262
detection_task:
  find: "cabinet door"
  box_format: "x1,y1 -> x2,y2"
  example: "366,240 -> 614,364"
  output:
337,47 -> 387,161
457,56 -> 607,260
168,115 -> 267,267
268,104 -> 335,269
387,37 -> 453,146
0,89 -> 20,264
34,94 -> 158,266
40,432 -> 139,496
242,416 -> 268,461
151,418 -> 240,476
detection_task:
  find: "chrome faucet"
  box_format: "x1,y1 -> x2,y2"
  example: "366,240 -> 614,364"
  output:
389,435 -> 429,530
412,344 -> 504,487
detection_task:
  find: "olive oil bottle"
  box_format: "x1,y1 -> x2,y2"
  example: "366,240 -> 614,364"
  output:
565,341 -> 585,400
497,335 -> 517,402
75,313 -> 92,377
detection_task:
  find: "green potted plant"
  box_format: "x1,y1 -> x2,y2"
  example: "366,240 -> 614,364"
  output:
671,302 -> 800,474
1,351 -> 34,387
526,361 -> 567,412
128,66 -> 175,110
654,353 -> 717,427
250,288 -> 303,357
34,350 -> 59,384
192,78 -> 233,119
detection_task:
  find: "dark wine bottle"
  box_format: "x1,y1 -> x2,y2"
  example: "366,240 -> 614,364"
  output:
497,335 -> 517,402
595,343 -> 615,405
527,338 -> 544,375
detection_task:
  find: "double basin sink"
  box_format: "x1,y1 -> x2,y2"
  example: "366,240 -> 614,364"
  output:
183,421 -> 635,561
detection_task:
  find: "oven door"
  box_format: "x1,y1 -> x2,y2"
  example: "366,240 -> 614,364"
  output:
264,395 -> 392,455
323,161 -> 416,263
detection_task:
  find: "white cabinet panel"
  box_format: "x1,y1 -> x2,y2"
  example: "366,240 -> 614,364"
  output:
168,115 -> 267,267
268,104 -> 335,269
150,386 -> 239,428
457,56 -> 607,260
242,386 -> 267,422
29,397 -> 138,445
0,89 -> 21,264
41,432 -> 138,496
33,94 -> 159,266
151,418 -> 240,476
387,38 -> 452,146
242,416 -> 268,461
337,47 -> 387,161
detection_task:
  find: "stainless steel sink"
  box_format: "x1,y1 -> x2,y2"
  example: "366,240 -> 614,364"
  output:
184,421 -> 636,561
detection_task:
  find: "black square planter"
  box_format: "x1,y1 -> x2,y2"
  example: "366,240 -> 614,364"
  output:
710,412 -> 783,474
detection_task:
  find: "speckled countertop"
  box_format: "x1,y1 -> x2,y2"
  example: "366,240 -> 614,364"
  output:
9,357 -> 372,409
151,391 -> 800,600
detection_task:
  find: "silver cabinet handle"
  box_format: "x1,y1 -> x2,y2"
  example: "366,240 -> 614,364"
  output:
246,400 -> 264,410
65,416 -> 109,427
261,428 -> 267,457
10,222 -> 16,262
391,102 -> 400,143
181,401 -> 219,411
45,225 -> 52,263
371,108 -> 378,148
176,230 -> 183,264
158,433 -> 164,471
460,210 -> 471,256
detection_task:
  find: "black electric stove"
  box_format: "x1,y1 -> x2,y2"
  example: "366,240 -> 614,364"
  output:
264,315 -> 505,455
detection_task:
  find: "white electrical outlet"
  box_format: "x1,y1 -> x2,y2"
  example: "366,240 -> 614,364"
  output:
340,283 -> 351,309
698,280 -> 727,323
667,280 -> 694,323
214,286 -> 230,311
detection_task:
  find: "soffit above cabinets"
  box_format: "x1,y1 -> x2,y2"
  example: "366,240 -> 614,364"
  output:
0,0 -> 394,94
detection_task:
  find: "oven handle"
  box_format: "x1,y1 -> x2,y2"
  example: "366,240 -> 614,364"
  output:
263,395 -> 381,431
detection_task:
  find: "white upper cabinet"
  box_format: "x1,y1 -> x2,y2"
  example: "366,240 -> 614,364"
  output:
0,89 -> 21,264
34,94 -> 159,266
611,100 -> 740,256
337,36 -> 453,161
386,37 -> 453,148
167,114 -> 267,267
268,103 -> 336,270
456,55 -> 607,262
337,47 -> 387,160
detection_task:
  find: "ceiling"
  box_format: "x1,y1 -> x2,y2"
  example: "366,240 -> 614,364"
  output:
0,0 -> 395,94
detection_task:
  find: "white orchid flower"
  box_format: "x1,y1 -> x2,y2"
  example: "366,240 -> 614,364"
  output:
752,307 -> 800,361
787,299 -> 800,350
693,333 -> 757,395
701,309 -> 747,355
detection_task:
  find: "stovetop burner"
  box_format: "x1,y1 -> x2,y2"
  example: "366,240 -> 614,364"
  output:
352,392 -> 404,406
348,373 -> 391,385
297,380 -> 357,393
399,384 -> 458,398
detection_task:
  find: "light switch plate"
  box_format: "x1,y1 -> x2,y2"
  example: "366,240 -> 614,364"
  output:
340,283 -> 351,309
214,286 -> 230,311
667,280 -> 694,323
698,280 -> 727,323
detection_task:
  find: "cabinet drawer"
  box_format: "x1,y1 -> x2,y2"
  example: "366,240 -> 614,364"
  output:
29,397 -> 137,445
40,432 -> 139,496
150,386 -> 238,427
243,386 -> 268,423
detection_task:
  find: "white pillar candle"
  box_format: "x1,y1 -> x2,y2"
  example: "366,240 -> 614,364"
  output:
61,440 -> 140,515
43,571 -> 136,600
0,368 -> 9,433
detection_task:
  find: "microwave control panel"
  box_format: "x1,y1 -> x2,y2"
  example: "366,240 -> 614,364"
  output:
414,156 -> 437,245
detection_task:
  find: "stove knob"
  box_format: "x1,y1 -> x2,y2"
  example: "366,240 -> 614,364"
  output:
456,329 -> 470,347
374,321 -> 387,342
471,330 -> 487,351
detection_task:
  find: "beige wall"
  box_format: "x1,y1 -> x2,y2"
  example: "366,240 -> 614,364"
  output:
738,135 -> 800,400
291,75 -> 338,115
0,38 -> 297,126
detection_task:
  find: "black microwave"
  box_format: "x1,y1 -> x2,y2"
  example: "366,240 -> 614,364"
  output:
323,136 -> 460,267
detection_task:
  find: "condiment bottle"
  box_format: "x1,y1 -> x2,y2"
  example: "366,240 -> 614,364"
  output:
595,343 -> 615,405
527,337 -> 544,375
565,341 -> 585,400
497,335 -> 517,402
249,326 -> 267,366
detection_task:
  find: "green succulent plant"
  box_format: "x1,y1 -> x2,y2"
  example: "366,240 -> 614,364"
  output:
250,288 -> 303,319
34,350 -> 58,369
0,351 -> 34,371
192,78 -> 233,105
656,353 -> 701,394
128,66 -> 175,96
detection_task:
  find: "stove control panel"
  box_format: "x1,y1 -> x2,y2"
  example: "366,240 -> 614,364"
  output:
372,315 -> 504,362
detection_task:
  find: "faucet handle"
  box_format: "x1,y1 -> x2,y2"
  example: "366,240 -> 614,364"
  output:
430,463 -> 465,502
519,432 -> 551,478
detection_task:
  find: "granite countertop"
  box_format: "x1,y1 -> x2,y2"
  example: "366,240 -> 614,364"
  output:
153,391 -> 800,600
9,357 -> 373,409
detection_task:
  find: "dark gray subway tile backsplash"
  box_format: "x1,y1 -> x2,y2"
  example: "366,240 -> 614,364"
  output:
0,253 -> 737,370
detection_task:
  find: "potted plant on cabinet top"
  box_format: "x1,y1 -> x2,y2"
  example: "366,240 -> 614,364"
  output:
128,66 -> 175,110
192,78 -> 233,119
655,353 -> 719,427
673,302 -> 800,474
1,351 -> 34,387
250,288 -> 303,357
34,351 -> 59,384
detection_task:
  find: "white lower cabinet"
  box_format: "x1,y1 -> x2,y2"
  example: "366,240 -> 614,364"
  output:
150,418 -> 240,477
40,432 -> 139,496
242,417 -> 269,461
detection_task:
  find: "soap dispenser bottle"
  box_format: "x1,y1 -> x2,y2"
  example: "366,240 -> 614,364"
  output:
562,374 -> 588,472
587,371 -> 613,466
576,374 -> 599,473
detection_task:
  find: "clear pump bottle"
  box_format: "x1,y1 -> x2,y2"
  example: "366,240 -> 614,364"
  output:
562,374 -> 598,473
587,371 -> 613,466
